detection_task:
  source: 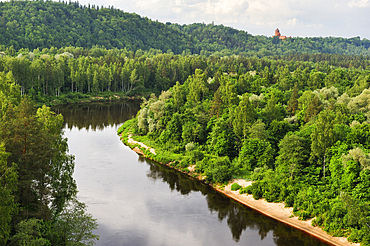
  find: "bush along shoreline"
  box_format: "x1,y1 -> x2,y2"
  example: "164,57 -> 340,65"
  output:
118,120 -> 199,178
117,120 -> 358,246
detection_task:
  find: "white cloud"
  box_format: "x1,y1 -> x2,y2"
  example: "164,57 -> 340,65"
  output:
348,0 -> 370,7
286,17 -> 299,26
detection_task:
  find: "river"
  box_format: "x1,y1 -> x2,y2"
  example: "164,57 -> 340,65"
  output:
54,101 -> 330,246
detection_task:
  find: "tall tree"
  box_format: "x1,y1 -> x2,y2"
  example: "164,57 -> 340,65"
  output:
287,83 -> 299,115
232,94 -> 256,140
276,134 -> 309,178
311,110 -> 338,179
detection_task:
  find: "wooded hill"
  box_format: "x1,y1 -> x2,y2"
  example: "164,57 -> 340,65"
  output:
1,0 -> 370,57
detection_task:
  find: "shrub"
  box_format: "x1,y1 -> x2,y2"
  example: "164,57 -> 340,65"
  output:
239,186 -> 252,194
180,156 -> 191,168
231,183 -> 242,191
251,182 -> 264,200
285,194 -> 295,207
170,160 -> 180,167
195,157 -> 209,173
205,157 -> 233,183
264,182 -> 280,202
191,150 -> 204,163
185,142 -> 196,152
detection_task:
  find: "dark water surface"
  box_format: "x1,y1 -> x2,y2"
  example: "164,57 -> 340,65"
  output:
54,101 -> 330,246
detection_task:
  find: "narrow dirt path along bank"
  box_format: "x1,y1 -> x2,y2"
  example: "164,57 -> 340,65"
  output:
121,134 -> 359,246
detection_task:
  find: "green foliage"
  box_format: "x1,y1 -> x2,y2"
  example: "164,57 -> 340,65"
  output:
0,71 -> 21,117
0,144 -> 18,245
230,183 -> 242,191
232,93 -> 256,139
239,186 -> 252,195
238,138 -> 274,171
276,134 -> 310,178
207,116 -> 237,159
205,157 -> 234,183
9,218 -> 50,246
51,199 -> 99,246
0,77 -> 97,245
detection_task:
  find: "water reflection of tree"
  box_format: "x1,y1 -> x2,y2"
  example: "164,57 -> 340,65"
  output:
53,101 -> 141,130
144,158 -> 329,246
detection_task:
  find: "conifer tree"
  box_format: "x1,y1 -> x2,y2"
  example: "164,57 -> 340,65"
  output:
287,83 -> 299,115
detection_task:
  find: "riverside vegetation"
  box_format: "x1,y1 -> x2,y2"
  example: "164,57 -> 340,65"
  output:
1,1 -> 370,245
118,58 -> 370,245
0,71 -> 99,244
3,40 -> 370,246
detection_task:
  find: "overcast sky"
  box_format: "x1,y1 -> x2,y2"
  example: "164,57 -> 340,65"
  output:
76,0 -> 369,39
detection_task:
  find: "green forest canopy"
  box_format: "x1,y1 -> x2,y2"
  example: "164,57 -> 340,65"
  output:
116,52 -> 370,245
1,48 -> 370,104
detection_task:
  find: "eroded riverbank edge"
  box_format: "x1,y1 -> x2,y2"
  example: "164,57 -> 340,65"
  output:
120,133 -> 359,246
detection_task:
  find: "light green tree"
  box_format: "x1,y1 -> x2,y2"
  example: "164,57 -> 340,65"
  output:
9,218 -> 50,246
276,134 -> 309,178
52,199 -> 99,246
311,110 -> 338,179
232,94 -> 256,140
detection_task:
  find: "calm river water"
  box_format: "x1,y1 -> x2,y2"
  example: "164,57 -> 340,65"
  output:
54,101 -> 330,246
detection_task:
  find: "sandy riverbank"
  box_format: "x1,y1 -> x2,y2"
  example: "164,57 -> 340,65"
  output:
219,180 -> 359,246
123,134 -> 358,246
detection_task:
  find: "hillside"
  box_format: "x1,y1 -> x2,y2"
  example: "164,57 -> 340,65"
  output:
0,0 -> 190,53
170,23 -> 370,56
1,1 -> 370,56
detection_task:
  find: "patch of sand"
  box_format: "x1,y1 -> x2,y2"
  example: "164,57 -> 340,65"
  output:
220,180 -> 359,246
132,147 -> 144,156
128,134 -> 156,155
188,165 -> 196,173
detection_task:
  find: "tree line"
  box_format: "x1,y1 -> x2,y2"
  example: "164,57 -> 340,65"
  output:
1,48 -> 370,105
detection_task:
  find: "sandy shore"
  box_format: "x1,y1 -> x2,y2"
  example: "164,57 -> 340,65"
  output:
219,180 -> 359,246
128,134 -> 156,155
123,134 -> 358,246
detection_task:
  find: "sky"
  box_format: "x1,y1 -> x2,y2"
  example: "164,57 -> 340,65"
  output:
77,0 -> 370,39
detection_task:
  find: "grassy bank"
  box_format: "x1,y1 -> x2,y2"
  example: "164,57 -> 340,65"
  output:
33,91 -> 145,107
117,119 -> 193,173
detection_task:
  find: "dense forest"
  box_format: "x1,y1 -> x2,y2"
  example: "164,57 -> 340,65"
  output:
1,0 -> 370,245
117,53 -> 370,245
1,47 -> 370,105
0,70 -> 98,243
1,1 -> 370,56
